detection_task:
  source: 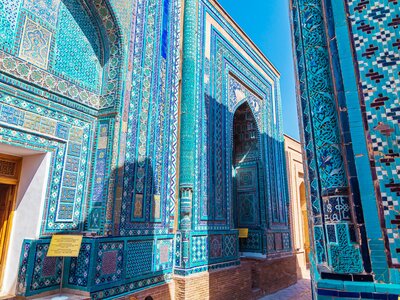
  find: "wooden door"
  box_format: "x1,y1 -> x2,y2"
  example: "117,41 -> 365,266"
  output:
0,154 -> 21,288
0,185 -> 15,279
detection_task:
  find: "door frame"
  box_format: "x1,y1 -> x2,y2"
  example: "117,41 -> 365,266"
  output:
0,153 -> 21,289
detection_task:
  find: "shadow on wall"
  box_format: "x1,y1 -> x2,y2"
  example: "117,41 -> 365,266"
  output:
12,96 -> 292,299
68,158 -> 162,298
178,89 -> 293,299
12,83 -> 290,300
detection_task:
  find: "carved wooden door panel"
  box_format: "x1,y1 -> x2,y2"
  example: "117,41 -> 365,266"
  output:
235,164 -> 260,228
232,102 -> 261,229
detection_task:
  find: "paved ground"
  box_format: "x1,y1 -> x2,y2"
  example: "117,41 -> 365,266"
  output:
259,279 -> 312,300
27,295 -> 89,300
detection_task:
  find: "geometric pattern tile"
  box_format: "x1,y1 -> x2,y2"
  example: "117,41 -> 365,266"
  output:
30,244 -> 62,291
155,239 -> 173,271
23,0 -> 60,26
68,243 -> 91,287
191,236 -> 208,263
209,235 -> 222,259
347,0 -> 400,267
0,0 -> 23,52
223,234 -> 237,258
94,242 -> 123,285
126,241 -> 153,278
53,0 -> 102,92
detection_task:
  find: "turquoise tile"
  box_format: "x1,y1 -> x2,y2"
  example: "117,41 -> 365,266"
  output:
343,281 -> 374,293
318,279 -> 344,291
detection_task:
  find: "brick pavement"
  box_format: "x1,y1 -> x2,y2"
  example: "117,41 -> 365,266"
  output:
259,279 -> 312,300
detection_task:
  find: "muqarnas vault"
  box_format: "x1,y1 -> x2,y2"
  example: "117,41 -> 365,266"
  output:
0,0 -> 294,299
290,0 -> 400,299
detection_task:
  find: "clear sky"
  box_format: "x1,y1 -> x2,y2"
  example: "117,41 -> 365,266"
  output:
217,0 -> 300,140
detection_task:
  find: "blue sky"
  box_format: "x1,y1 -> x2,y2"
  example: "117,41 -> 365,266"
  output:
217,0 -> 300,140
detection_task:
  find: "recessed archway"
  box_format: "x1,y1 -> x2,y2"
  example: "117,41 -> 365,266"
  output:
232,102 -> 262,253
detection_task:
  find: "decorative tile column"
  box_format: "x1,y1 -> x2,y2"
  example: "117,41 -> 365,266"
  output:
177,0 -> 198,269
291,0 -> 363,274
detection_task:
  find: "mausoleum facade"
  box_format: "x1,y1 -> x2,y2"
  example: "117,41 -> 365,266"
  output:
0,0 -> 294,298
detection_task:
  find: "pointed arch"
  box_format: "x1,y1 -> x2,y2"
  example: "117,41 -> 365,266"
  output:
87,0 -> 125,110
232,101 -> 261,166
232,102 -> 263,253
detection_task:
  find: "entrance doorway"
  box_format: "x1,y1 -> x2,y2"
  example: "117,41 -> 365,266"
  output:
0,154 -> 21,289
299,182 -> 310,266
232,102 -> 261,252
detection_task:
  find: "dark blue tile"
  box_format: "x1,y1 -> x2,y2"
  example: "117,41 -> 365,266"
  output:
318,289 -> 338,296
361,292 -> 375,299
373,293 -> 388,300
339,291 -> 360,298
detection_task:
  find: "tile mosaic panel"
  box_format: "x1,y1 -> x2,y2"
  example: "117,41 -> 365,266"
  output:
86,120 -> 113,233
30,244 -> 62,291
209,235 -> 222,258
119,0 -> 180,236
329,223 -> 363,273
0,90 -> 93,233
323,196 -> 352,222
237,193 -> 258,226
18,16 -> 52,69
16,240 -> 31,295
68,243 -> 91,287
94,242 -> 124,285
267,233 -> 275,252
0,0 -> 123,110
282,232 -> 290,250
126,240 -> 153,278
155,239 -> 173,271
239,231 -> 262,252
191,236 -> 208,263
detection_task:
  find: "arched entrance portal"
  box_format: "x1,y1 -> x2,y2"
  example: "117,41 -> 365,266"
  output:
232,102 -> 262,253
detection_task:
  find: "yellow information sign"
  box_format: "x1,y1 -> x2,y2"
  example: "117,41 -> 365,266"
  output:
47,235 -> 83,257
238,228 -> 249,238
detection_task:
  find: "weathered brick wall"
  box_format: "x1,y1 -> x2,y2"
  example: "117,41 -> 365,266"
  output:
174,262 -> 253,300
127,282 -> 175,300
245,255 -> 297,296
173,256 -> 297,300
